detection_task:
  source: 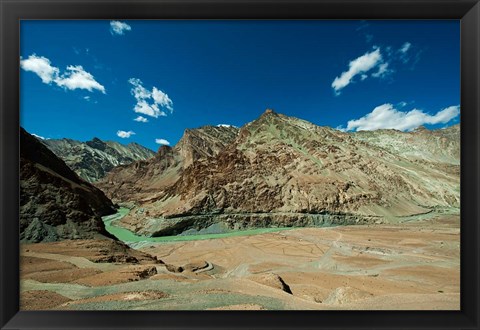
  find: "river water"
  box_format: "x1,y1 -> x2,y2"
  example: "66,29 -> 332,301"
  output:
102,207 -> 293,243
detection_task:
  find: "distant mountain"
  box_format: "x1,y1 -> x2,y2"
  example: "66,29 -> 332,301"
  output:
96,109 -> 460,237
40,137 -> 155,182
20,128 -> 116,242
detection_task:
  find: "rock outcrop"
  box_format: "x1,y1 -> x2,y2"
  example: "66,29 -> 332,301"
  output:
20,127 -> 116,242
174,125 -> 239,168
249,273 -> 293,294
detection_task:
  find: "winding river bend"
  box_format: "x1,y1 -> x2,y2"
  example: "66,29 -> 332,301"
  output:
102,207 -> 293,243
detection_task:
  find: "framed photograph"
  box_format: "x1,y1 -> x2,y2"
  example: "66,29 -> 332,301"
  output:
1,0 -> 479,329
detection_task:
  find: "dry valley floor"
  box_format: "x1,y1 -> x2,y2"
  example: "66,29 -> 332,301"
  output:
20,214 -> 459,310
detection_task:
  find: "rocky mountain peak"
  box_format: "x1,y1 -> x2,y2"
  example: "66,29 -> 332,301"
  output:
413,125 -> 429,133
20,127 -> 81,183
257,108 -> 281,122
237,109 -> 324,149
174,125 -> 239,168
42,137 -> 156,182
86,137 -> 107,151
263,108 -> 276,115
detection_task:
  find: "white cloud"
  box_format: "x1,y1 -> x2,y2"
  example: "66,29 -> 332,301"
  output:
152,87 -> 173,112
117,130 -> 135,138
331,42 -> 419,94
20,54 -> 105,93
133,100 -> 164,117
155,138 -> 170,145
128,78 -> 173,118
400,42 -> 412,54
371,62 -> 390,78
134,116 -> 149,123
110,21 -> 132,35
217,124 -> 238,128
345,104 -> 460,132
398,42 -> 415,64
331,48 -> 383,94
20,55 -> 59,84
31,133 -> 47,140
55,65 -> 106,93
130,78 -> 150,99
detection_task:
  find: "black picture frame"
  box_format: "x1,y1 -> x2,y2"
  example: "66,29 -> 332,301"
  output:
1,0 -> 479,329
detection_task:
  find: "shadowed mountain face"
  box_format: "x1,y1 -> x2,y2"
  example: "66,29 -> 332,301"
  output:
96,110 -> 460,237
20,128 -> 116,243
40,137 -> 155,182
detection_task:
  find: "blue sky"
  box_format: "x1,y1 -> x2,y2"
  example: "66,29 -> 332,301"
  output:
20,20 -> 460,151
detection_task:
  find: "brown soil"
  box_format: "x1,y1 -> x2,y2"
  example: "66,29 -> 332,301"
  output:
21,256 -> 76,274
73,265 -> 158,287
23,267 -> 102,284
20,239 -> 158,264
21,290 -> 71,310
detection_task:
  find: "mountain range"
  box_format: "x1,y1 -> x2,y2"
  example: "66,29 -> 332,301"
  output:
39,137 -> 155,182
93,109 -> 460,237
